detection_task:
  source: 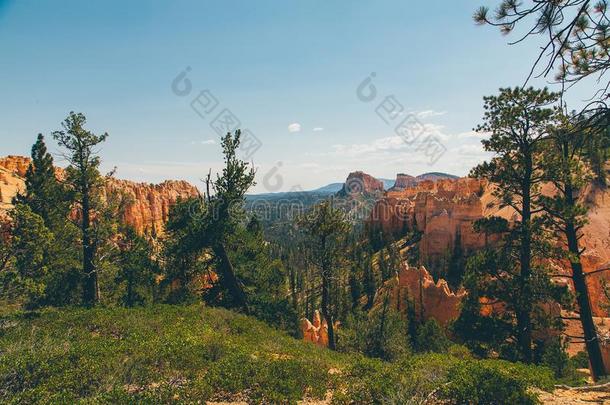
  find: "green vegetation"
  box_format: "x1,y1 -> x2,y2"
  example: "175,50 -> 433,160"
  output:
0,304 -> 557,404
297,201 -> 351,350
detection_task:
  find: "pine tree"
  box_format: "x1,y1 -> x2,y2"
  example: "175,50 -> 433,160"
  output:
162,197 -> 207,303
8,204 -> 53,308
539,114 -> 608,380
203,130 -> 255,313
115,226 -> 156,307
53,112 -> 108,307
161,131 -> 256,314
12,134 -> 80,307
363,252 -> 377,310
16,134 -> 70,225
297,201 -> 350,350
447,230 -> 465,289
470,87 -> 564,362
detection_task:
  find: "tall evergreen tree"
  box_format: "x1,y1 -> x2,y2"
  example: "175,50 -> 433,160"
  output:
6,205 -> 53,308
539,114 -> 608,380
16,134 -> 70,226
298,201 -> 350,350
0,220 -> 12,274
363,252 -> 377,311
53,112 -> 108,307
447,230 -> 466,289
202,130 -> 255,313
162,197 -> 208,303
470,87 -> 563,362
11,134 -> 80,307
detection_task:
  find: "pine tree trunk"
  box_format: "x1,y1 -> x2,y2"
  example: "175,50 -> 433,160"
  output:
517,162 -> 533,363
565,213 -> 607,379
213,243 -> 249,314
81,189 -> 97,307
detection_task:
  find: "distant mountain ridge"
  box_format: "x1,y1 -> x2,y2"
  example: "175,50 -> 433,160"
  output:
247,172 -> 458,197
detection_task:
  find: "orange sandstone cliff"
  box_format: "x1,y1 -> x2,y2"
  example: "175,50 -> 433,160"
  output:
369,178 -> 491,267
375,262 -> 466,327
339,171 -> 385,196
368,175 -> 610,316
0,156 -> 200,235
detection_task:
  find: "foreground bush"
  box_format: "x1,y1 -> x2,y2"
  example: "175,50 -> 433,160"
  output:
440,360 -> 554,405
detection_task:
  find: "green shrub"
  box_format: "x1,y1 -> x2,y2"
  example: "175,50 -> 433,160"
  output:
440,360 -> 554,405
332,356 -> 403,404
414,319 -> 451,353
447,344 -> 473,359
569,351 -> 589,369
541,337 -> 569,378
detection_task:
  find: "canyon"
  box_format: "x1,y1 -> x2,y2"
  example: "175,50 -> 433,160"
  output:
3,154 -> 610,363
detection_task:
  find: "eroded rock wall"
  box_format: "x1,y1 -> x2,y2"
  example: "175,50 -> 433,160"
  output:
0,155 -> 200,235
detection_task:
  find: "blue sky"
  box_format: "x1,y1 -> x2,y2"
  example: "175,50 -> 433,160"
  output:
0,0 -> 597,192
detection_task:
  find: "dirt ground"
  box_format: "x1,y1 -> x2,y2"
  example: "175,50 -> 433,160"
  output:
535,383 -> 610,405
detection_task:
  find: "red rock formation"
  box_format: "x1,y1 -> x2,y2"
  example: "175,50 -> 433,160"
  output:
370,178 -> 490,263
339,171 -> 384,196
389,173 -> 417,191
104,178 -> 200,235
369,176 -> 610,313
368,173 -> 610,365
301,310 -> 339,347
0,156 -> 30,176
376,262 -> 466,327
0,155 -> 200,235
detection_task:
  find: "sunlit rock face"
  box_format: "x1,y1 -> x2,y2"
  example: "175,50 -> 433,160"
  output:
369,175 -> 610,316
0,155 -> 200,235
104,178 -> 200,235
389,173 -> 417,191
375,262 -> 466,327
338,171 -> 384,196
369,178 -> 491,271
0,156 -> 29,215
301,310 -> 339,347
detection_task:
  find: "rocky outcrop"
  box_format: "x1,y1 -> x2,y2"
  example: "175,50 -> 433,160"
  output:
369,178 -> 490,268
0,156 -> 28,215
0,155 -> 200,235
104,178 -> 200,235
338,171 -> 384,196
368,173 -> 610,365
376,262 -> 466,327
301,310 -> 339,347
389,173 -> 417,191
369,175 -> 610,314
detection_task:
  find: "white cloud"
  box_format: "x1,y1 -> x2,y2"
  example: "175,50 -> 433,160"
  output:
456,131 -> 487,139
417,110 -> 446,119
455,143 -> 490,157
288,123 -> 302,133
190,139 -> 216,145
332,135 -> 406,156
313,127 -> 324,132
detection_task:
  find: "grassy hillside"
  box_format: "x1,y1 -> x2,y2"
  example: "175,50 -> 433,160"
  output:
0,304 -> 556,404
